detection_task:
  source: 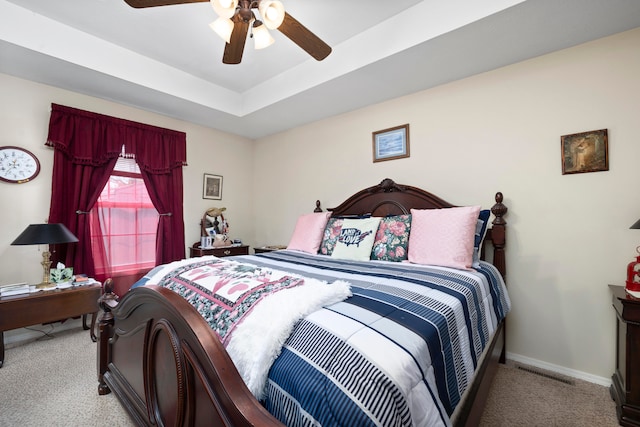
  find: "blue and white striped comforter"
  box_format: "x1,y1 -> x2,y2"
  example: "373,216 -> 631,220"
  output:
229,250 -> 511,427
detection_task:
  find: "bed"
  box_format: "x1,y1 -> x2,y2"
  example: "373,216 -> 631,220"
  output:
97,178 -> 509,426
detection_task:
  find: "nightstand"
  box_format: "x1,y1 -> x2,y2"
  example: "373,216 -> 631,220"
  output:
254,245 -> 287,254
610,284 -> 640,426
189,242 -> 249,258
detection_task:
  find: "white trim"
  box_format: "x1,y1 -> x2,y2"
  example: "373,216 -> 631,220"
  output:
506,352 -> 611,387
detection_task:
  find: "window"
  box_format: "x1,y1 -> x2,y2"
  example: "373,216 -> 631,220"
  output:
91,156 -> 158,277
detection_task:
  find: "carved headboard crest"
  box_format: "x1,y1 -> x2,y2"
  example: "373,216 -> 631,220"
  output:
369,178 -> 407,194
315,178 -> 456,218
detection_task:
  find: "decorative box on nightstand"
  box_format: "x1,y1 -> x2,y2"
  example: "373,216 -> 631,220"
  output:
610,284 -> 640,426
189,242 -> 249,258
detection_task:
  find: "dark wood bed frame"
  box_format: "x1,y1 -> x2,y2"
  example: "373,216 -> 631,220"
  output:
97,178 -> 508,427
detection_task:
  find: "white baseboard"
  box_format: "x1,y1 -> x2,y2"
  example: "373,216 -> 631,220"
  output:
506,351 -> 611,387
4,318 -> 84,349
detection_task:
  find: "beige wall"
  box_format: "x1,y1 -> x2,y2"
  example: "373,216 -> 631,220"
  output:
2,27 -> 639,385
0,75 -> 254,287
252,28 -> 640,384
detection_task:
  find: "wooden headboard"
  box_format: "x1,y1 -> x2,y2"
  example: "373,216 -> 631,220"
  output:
314,178 -> 508,278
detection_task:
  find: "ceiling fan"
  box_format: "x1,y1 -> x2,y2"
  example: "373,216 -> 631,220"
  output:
124,0 -> 332,64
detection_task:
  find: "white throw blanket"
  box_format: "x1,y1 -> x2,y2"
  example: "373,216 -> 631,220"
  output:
226,278 -> 351,400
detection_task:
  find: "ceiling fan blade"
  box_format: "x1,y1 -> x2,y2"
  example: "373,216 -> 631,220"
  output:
124,0 -> 207,8
278,12 -> 331,61
223,17 -> 250,64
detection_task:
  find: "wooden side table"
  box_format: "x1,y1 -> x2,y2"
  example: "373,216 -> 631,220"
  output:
610,284 -> 640,426
189,243 -> 249,258
0,284 -> 101,368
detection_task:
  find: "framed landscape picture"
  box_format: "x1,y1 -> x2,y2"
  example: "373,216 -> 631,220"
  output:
203,173 -> 223,200
561,129 -> 609,175
372,124 -> 410,162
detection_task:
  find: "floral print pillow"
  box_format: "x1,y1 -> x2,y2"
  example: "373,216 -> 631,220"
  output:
370,214 -> 411,262
319,217 -> 344,255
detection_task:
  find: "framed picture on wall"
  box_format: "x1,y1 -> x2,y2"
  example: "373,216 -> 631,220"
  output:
203,173 -> 223,200
561,129 -> 609,175
372,124 -> 410,162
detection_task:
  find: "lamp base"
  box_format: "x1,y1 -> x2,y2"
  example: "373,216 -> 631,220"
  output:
38,250 -> 55,290
35,281 -> 57,290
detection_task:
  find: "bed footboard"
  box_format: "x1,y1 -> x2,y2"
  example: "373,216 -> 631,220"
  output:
97,282 -> 505,427
97,280 -> 283,426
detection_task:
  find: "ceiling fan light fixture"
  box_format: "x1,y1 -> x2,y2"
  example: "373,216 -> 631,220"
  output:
210,16 -> 235,44
211,0 -> 238,19
258,0 -> 285,30
252,21 -> 274,49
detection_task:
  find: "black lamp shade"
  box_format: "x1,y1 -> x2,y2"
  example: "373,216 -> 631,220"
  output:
11,223 -> 79,245
631,219 -> 640,230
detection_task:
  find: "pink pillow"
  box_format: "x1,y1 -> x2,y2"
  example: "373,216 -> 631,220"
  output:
408,206 -> 481,270
286,212 -> 332,254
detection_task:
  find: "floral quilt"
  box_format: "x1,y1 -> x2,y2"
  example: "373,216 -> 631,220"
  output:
149,257 -> 305,344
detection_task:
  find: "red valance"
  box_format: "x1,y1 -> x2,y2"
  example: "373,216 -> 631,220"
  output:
46,103 -> 187,279
45,103 -> 187,173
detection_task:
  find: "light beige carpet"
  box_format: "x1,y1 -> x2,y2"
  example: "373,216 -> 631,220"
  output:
0,326 -> 621,426
480,361 -> 619,426
0,326 -> 134,427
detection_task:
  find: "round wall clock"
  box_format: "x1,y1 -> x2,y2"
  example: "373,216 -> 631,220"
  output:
0,146 -> 41,183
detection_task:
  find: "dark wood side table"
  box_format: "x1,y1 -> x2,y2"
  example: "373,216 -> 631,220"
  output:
610,284 -> 640,426
0,284 -> 101,368
189,243 -> 249,258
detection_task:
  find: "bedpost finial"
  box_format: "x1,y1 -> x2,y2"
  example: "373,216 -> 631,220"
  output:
314,200 -> 322,212
98,278 -> 119,313
491,192 -> 507,225
104,278 -> 114,295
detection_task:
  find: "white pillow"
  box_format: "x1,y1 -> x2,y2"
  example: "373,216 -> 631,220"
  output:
408,206 -> 481,270
331,217 -> 381,261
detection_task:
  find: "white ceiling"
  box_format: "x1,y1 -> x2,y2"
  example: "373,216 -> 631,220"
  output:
1,0 -> 640,139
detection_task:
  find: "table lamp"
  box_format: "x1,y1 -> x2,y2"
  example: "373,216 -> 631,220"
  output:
11,223 -> 79,289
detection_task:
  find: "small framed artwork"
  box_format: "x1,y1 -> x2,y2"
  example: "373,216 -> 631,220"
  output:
203,173 -> 223,200
372,124 -> 410,163
561,129 -> 609,175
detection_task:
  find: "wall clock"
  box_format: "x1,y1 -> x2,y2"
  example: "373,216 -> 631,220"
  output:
0,146 -> 41,183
